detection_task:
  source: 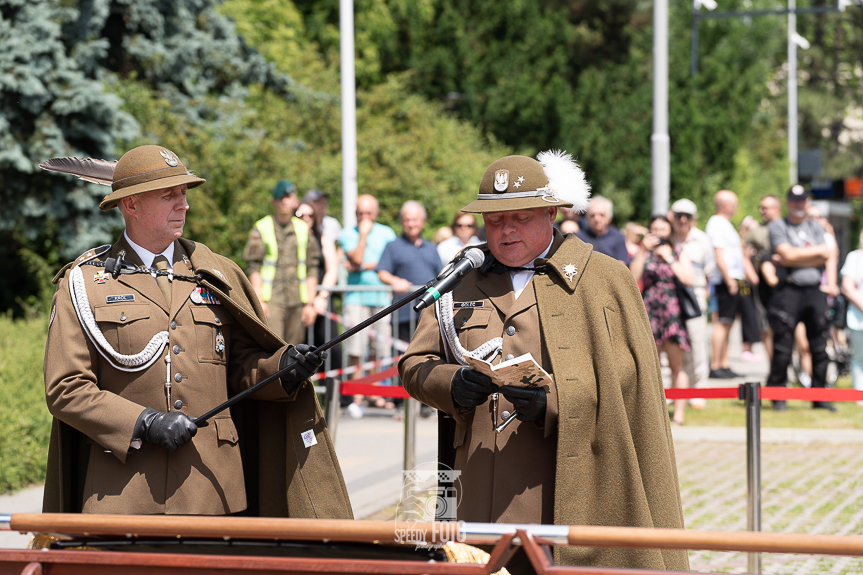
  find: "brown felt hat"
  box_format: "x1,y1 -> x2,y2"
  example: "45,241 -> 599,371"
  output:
99,145 -> 206,210
462,153 -> 590,214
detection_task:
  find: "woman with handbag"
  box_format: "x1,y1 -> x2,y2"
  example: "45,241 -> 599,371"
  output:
631,215 -> 695,425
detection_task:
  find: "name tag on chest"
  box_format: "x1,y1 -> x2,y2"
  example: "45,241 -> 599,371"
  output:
106,294 -> 135,303
453,301 -> 484,309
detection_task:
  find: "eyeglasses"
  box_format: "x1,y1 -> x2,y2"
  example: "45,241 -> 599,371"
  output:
673,212 -> 693,221
295,211 -> 314,219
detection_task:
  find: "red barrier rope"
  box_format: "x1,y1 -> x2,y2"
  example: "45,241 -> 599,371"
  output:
760,387 -> 863,401
664,388 -> 739,399
664,386 -> 863,402
339,367 -> 410,398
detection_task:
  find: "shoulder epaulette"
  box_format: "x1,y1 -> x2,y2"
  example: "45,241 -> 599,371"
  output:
52,244 -> 112,285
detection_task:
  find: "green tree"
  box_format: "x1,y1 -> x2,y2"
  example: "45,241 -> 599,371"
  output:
797,5 -> 863,179
0,0 -> 137,313
290,0 -> 792,223
0,0 -> 303,314
116,72 -> 509,266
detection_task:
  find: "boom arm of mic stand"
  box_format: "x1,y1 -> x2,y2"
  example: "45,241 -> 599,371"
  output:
192,284 -> 431,427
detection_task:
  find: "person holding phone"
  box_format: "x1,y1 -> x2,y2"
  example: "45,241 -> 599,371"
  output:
630,215 -> 695,425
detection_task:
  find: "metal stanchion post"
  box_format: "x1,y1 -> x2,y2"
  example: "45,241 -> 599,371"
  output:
325,377 -> 340,442
404,397 -> 418,472
745,380 -> 762,574
403,305 -> 418,473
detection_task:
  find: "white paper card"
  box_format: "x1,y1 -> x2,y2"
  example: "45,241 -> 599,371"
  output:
301,429 -> 317,448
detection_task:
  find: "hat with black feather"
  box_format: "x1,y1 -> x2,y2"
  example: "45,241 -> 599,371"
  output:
39,145 -> 206,211
461,150 -> 591,214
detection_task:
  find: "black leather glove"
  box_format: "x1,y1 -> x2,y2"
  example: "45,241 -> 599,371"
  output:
451,367 -> 495,409
134,407 -> 197,452
280,344 -> 327,394
499,386 -> 547,423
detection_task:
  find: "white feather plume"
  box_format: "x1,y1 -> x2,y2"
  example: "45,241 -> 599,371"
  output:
536,149 -> 591,213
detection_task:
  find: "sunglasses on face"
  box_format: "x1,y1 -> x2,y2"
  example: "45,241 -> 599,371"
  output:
673,212 -> 692,221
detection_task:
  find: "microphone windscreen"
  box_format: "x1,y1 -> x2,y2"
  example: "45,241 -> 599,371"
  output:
463,248 -> 485,269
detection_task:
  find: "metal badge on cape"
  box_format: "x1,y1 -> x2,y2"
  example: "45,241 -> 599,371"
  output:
563,263 -> 578,283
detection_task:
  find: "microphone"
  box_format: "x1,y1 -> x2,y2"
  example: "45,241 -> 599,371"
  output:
413,248 -> 485,312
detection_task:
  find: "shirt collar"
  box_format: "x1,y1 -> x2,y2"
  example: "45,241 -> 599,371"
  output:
519,236 -> 555,270
124,231 -> 174,270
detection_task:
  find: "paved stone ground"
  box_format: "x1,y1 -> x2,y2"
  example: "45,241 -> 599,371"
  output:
676,439 -> 863,574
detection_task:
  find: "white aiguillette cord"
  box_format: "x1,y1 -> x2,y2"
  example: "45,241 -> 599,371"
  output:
69,263 -> 168,372
436,291 -> 501,367
436,292 -> 523,433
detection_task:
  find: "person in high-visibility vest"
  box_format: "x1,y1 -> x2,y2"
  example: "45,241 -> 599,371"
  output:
244,180 -> 321,345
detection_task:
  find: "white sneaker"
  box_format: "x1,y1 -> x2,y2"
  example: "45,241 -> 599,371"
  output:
347,402 -> 364,419
798,372 -> 812,388
689,398 -> 707,409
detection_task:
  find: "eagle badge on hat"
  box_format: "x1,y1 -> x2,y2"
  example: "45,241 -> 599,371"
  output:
160,150 -> 179,167
494,170 -> 509,192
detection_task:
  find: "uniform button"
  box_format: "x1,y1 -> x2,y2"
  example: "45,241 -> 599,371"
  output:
506,326 -> 516,336
502,410 -> 511,420
119,315 -> 126,322
173,345 -> 180,354
215,317 -> 221,324
174,373 -> 182,383
170,321 -> 177,330
505,354 -> 514,361
173,400 -> 183,410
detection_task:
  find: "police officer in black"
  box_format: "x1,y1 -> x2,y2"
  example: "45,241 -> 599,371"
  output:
766,185 -> 834,411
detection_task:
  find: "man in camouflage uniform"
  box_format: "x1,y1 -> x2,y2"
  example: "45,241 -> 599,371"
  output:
244,180 -> 322,346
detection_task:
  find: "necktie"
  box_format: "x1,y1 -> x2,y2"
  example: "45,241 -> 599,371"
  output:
153,255 -> 172,308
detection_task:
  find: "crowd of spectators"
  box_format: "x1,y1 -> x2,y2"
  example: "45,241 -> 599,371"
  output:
241,179 -> 860,423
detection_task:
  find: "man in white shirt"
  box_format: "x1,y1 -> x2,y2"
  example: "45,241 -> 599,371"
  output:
670,199 -> 715,405
705,190 -> 747,379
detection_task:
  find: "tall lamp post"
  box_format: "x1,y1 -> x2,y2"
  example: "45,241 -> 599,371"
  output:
340,0 -> 358,229
652,0 -> 670,216
788,1 -> 811,185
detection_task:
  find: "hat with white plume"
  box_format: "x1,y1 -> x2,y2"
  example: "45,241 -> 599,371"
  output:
461,150 -> 591,214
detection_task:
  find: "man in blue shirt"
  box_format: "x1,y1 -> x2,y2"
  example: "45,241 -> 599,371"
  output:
576,196 -> 631,265
338,194 -> 397,378
377,201 -> 442,417
377,201 -> 443,330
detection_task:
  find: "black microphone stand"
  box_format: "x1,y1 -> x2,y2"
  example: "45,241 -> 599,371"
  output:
193,283 -> 432,427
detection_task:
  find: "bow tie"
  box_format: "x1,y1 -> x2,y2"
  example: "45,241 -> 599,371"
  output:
489,260 -> 549,275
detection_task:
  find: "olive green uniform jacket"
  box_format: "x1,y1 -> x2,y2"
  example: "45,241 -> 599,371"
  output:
43,236 -> 352,519
399,231 -> 688,571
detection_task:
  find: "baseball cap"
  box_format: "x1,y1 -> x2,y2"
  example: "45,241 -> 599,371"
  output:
272,180 -> 297,199
670,198 -> 697,217
787,184 -> 810,200
304,188 -> 329,203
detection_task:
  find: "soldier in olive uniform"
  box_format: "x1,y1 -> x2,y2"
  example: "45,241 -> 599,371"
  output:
42,145 -> 352,518
243,180 -> 322,346
399,152 -> 688,571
